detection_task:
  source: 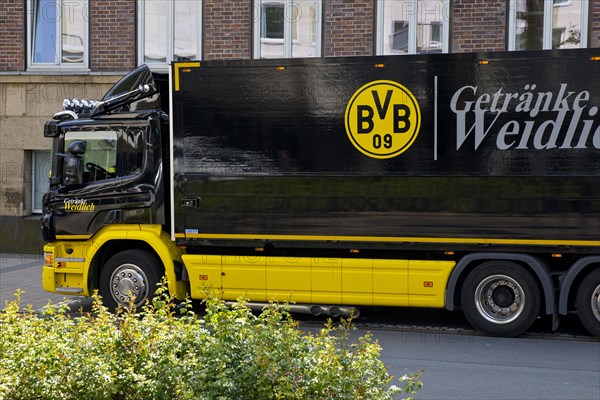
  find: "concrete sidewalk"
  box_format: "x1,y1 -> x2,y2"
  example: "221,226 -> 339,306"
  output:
0,253 -> 83,310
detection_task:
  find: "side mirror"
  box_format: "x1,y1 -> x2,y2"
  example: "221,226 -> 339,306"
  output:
67,140 -> 87,155
63,141 -> 86,186
63,155 -> 84,186
44,120 -> 59,137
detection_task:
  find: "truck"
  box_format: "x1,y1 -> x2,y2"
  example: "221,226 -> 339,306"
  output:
41,49 -> 600,338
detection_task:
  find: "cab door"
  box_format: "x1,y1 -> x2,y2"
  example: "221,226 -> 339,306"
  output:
51,126 -> 123,238
50,122 -> 152,238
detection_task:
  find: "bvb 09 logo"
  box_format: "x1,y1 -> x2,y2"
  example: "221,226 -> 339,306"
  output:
345,80 -> 421,159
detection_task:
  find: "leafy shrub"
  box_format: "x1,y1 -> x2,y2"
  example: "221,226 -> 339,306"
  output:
0,286 -> 422,399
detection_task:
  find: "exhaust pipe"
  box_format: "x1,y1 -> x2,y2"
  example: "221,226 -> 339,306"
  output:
309,305 -> 323,316
320,305 -> 360,318
226,302 -> 325,316
325,306 -> 341,318
284,304 -> 324,316
225,301 -> 359,318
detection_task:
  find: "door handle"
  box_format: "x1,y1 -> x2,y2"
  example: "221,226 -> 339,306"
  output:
181,197 -> 201,208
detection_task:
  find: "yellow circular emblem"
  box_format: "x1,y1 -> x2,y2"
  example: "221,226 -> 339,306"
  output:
345,80 -> 421,159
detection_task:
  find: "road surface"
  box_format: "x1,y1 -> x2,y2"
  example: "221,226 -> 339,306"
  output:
364,328 -> 599,400
0,253 -> 80,310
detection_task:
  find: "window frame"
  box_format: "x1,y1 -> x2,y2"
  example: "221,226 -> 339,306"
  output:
32,150 -> 51,214
137,0 -> 203,72
376,0 -> 450,56
508,0 -> 590,50
252,0 -> 323,59
26,0 -> 90,71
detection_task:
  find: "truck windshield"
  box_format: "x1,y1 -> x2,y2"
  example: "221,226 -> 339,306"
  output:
63,127 -> 145,185
65,130 -> 117,182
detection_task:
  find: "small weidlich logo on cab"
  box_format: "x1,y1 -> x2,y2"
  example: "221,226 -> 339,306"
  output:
345,80 -> 421,159
64,198 -> 95,212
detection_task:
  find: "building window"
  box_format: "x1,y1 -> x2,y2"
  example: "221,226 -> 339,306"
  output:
33,150 -> 51,213
138,0 -> 202,70
509,0 -> 589,50
27,0 -> 89,70
253,0 -> 322,59
262,3 -> 285,40
376,0 -> 450,55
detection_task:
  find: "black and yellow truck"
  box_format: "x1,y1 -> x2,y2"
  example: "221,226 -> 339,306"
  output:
41,49 -> 599,337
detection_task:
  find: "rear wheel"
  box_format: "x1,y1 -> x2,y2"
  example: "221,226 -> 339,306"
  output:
461,261 -> 541,337
99,250 -> 162,310
575,268 -> 600,338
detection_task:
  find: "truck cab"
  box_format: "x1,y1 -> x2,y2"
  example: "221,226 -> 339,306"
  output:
40,65 -> 185,309
41,65 -> 168,242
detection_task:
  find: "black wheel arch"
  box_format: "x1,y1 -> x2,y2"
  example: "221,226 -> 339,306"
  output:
558,256 -> 600,315
445,252 -> 555,315
87,240 -> 166,293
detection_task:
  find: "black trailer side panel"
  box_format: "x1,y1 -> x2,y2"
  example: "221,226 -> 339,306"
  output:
171,50 -> 600,246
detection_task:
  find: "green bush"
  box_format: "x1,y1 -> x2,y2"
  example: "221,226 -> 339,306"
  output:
0,286 -> 422,400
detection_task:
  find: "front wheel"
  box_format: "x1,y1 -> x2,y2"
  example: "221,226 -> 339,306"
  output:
576,268 -> 600,338
99,250 -> 162,310
461,261 -> 541,337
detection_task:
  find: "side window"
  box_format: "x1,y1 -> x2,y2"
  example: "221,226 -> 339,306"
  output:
117,128 -> 145,177
63,128 -> 145,185
138,0 -> 202,72
27,0 -> 89,70
64,130 -> 118,183
376,0 -> 450,55
508,0 -> 589,50
253,0 -> 322,59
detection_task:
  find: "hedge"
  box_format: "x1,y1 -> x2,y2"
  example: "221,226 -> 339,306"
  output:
0,284 -> 422,399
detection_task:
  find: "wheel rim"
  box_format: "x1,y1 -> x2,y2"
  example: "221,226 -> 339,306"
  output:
591,283 -> 600,322
474,274 -> 525,325
109,263 -> 149,308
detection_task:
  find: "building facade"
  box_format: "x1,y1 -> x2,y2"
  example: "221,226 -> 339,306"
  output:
0,0 -> 598,251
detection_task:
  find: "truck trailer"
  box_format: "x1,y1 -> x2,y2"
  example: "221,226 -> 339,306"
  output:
41,49 -> 599,337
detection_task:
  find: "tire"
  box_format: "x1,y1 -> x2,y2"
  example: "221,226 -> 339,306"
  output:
575,268 -> 600,338
461,261 -> 541,337
99,249 -> 163,310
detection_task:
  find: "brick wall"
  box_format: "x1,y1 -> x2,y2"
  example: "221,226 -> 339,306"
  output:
3,1 -> 596,71
89,1 -> 136,71
323,0 -> 374,57
0,0 -> 24,71
203,0 -> 252,60
452,0 -> 506,53
592,1 -> 600,48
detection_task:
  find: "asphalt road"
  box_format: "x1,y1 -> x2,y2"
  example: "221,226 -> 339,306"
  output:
364,328 -> 600,400
2,253 -> 599,400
